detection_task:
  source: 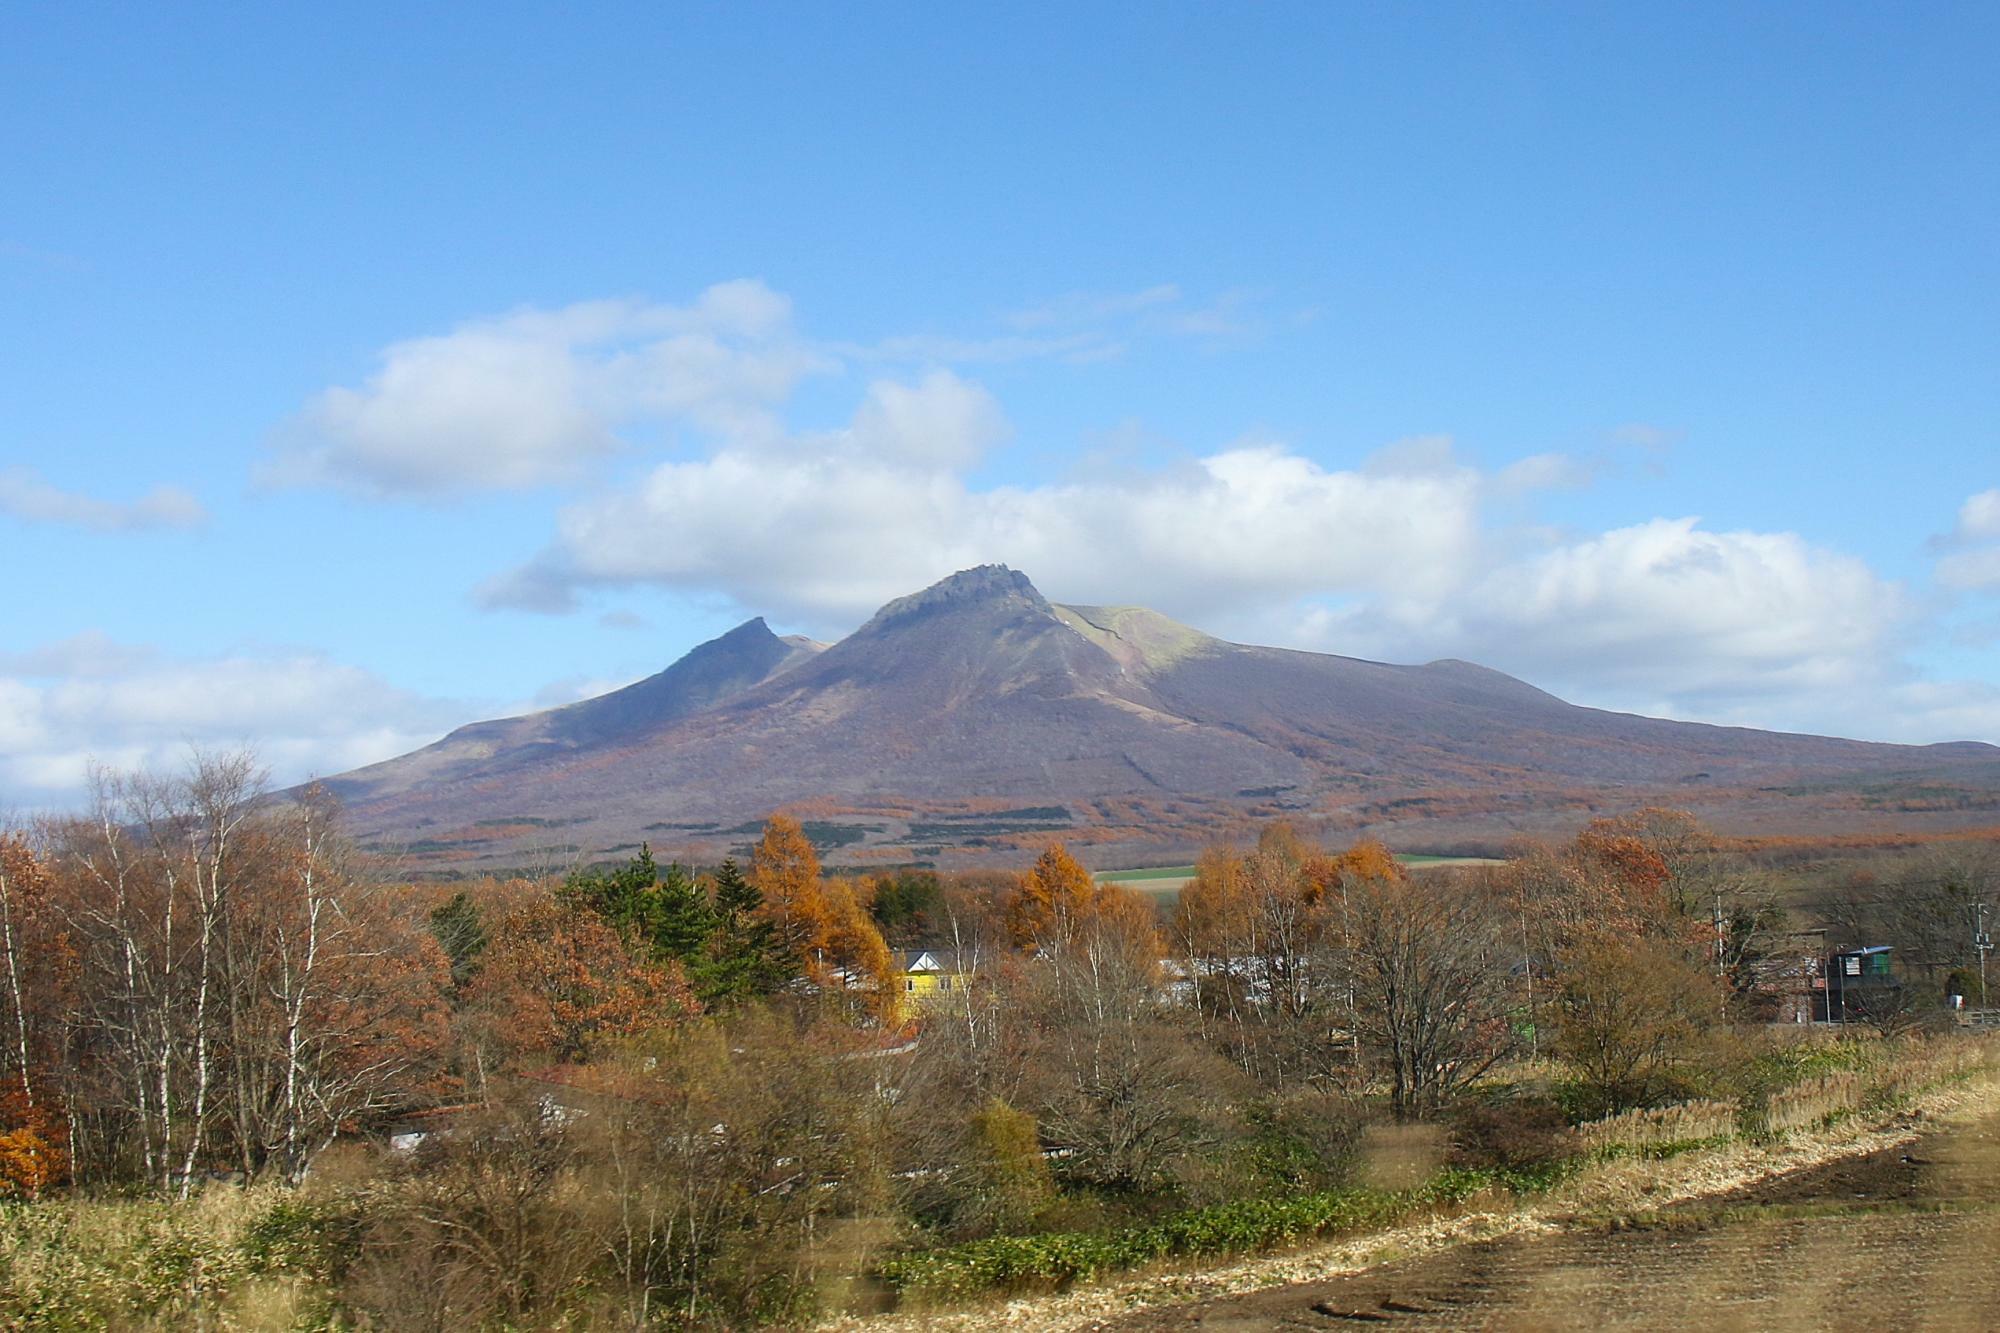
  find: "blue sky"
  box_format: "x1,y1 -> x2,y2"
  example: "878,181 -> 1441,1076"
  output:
3,2 -> 1997,806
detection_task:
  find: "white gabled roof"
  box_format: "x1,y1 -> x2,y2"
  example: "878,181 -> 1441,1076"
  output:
898,948 -> 974,974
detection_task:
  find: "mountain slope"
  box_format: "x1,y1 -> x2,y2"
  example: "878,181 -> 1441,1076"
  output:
321,566 -> 2000,867
329,616 -> 822,800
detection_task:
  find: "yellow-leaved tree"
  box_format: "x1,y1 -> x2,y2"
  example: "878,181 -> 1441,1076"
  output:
822,876 -> 897,1022
750,815 -> 832,981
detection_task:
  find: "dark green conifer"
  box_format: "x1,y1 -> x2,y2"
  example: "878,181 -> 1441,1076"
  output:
563,844 -> 660,941
428,890 -> 488,997
652,860 -> 717,965
703,856 -> 791,1002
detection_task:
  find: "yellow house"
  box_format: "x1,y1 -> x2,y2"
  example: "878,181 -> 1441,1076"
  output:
895,949 -> 969,1015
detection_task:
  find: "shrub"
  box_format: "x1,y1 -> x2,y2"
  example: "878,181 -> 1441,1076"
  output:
1232,1092 -> 1362,1193
1450,1096 -> 1573,1172
879,1167 -> 1509,1306
965,1097 -> 1054,1233
241,1194 -> 363,1277
1747,1034 -> 1873,1092
1550,936 -> 1726,1116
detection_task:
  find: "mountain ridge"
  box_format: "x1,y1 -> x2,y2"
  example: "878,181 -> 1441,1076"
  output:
320,565 -> 2000,869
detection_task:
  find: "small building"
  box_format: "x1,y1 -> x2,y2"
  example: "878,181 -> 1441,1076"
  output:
1820,945 -> 1900,1022
895,949 -> 969,1012
1744,929 -> 1825,1024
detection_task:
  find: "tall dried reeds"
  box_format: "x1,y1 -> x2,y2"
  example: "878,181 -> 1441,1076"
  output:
1765,1071 -> 1863,1134
1868,1040 -> 1987,1108
1572,1099 -> 1739,1154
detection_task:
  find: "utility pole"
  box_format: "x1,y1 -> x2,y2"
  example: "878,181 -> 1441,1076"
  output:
1520,904 -> 1537,1061
1976,902 -> 1991,1011
1714,894 -> 1726,978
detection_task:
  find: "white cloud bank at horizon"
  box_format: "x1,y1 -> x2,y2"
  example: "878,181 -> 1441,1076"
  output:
264,282 -> 2000,748
1320,517 -> 1908,698
0,633 -> 468,809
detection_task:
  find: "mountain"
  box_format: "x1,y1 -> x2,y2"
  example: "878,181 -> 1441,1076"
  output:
328,617 -> 823,800
322,566 -> 2000,870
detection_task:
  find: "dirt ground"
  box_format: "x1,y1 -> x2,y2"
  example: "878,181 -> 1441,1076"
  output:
1087,1108 -> 2000,1331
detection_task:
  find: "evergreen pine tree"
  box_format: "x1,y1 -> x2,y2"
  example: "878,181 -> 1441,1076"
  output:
428,890 -> 488,997
563,844 -> 660,941
704,856 -> 791,1003
652,861 -> 717,966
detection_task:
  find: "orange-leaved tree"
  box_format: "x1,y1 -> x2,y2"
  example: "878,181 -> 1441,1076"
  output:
0,833 -> 70,1114
1551,930 -> 1725,1115
1505,816 -> 1694,964
470,897 -> 697,1066
1172,844 -> 1252,966
1003,842 -> 1099,950
821,876 -> 897,1022
0,1101 -> 67,1198
0,833 -> 69,1196
750,815 -> 830,980
1326,837 -> 1403,887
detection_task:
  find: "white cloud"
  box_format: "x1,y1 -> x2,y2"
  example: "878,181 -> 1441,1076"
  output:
1940,548 -> 2000,592
1955,489 -> 2000,543
0,679 -> 42,753
0,239 -> 86,272
0,631 -> 159,678
264,280 -> 832,497
854,331 -> 1118,365
853,283 -> 1248,367
0,468 -> 206,532
0,637 -> 468,808
834,370 -> 1009,470
1609,423 -> 1680,450
985,283 -> 1269,347
1157,287 -> 1264,338
1867,679 -> 2000,744
264,279 -> 1301,501
1493,452 -> 1597,496
1004,284 -> 1182,330
1318,517 -> 1909,700
480,402 -> 1490,623
530,675 -> 640,708
1938,489 -> 2000,591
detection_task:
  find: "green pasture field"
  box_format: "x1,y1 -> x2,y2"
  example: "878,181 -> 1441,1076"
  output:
1097,864 -> 1198,883
1396,853 -> 1507,867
